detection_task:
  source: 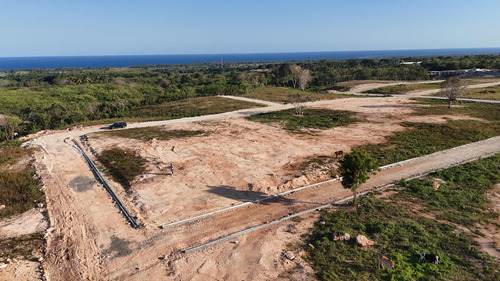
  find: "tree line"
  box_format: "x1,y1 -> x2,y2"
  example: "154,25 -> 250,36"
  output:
1,54 -> 499,140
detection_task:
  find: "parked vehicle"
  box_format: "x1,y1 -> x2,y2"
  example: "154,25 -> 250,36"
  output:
108,121 -> 127,129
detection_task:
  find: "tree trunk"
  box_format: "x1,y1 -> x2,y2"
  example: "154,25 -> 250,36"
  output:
448,99 -> 452,109
353,189 -> 357,205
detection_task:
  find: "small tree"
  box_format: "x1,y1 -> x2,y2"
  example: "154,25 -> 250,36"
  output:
288,94 -> 311,116
441,78 -> 467,108
339,149 -> 378,204
289,64 -> 301,88
299,69 -> 312,90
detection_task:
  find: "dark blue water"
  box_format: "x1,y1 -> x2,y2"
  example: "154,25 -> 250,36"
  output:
1,48 -> 499,70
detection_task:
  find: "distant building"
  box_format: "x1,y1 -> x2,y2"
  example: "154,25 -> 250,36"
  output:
427,68 -> 489,79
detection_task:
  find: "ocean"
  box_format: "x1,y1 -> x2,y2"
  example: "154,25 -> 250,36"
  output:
1,48 -> 499,70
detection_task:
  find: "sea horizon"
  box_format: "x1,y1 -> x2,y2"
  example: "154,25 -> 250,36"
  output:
1,47 -> 500,70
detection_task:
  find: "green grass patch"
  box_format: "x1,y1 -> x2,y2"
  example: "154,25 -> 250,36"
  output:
0,233 -> 44,260
95,127 -> 206,141
396,154 -> 500,227
463,78 -> 500,85
0,142 -> 32,167
462,85 -> 500,100
97,148 -> 147,191
246,108 -> 358,131
363,120 -> 499,166
0,167 -> 44,219
306,197 -> 499,281
242,86 -> 350,103
365,83 -> 441,95
412,98 -> 500,122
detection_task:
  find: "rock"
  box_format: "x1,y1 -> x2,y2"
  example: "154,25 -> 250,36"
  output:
230,240 -> 238,244
308,243 -> 315,249
319,221 -> 326,225
285,251 -> 296,261
38,257 -> 44,262
432,178 -> 447,184
356,235 -> 374,248
333,232 -> 350,241
340,233 -> 351,241
0,263 -> 7,269
0,205 -> 5,210
431,181 -> 440,190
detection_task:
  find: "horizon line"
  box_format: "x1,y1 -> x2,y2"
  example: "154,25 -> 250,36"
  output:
2,46 -> 500,59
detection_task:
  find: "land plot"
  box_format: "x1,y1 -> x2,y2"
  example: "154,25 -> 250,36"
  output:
84,97 -> 485,227
242,86 -> 351,103
364,83 -> 441,95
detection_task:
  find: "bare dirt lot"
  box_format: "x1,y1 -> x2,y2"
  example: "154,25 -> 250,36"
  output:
9,83 -> 500,280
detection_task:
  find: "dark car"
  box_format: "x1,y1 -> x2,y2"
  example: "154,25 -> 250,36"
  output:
108,121 -> 127,129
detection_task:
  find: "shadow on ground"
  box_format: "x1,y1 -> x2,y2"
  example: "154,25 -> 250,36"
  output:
206,185 -> 297,205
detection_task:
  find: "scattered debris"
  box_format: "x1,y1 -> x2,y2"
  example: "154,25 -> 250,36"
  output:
431,181 -> 440,190
356,235 -> 374,248
333,232 -> 350,241
284,251 -> 296,261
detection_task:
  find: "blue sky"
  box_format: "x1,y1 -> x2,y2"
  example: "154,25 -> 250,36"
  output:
1,0 -> 499,57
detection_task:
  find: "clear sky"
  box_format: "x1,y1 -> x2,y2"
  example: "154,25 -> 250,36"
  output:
1,0 -> 499,57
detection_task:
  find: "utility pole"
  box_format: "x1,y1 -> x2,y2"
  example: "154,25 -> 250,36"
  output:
220,58 -> 223,69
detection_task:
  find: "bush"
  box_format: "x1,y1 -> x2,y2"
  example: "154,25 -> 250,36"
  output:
97,148 -> 147,191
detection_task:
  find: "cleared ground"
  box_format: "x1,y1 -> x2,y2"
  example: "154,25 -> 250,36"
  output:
6,80 -> 500,280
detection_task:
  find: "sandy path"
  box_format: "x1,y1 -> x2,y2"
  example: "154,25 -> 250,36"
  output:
220,95 -> 283,106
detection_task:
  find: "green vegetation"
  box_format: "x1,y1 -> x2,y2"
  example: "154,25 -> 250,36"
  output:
339,149 -> 378,203
363,120 -> 499,166
463,78 -> 500,85
130,96 -> 261,119
0,167 -> 44,219
463,85 -> 500,100
365,83 -> 441,95
396,155 -> 500,227
306,154 -> 500,281
0,141 -> 32,166
412,98 -> 500,122
97,148 -> 147,191
359,100 -> 500,166
96,127 -> 206,141
241,86 -> 347,103
246,108 -> 358,131
2,54 -> 500,140
0,143 -> 44,219
0,233 -> 44,260
307,198 -> 499,281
